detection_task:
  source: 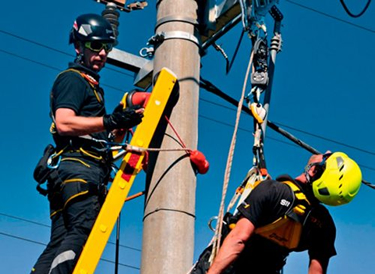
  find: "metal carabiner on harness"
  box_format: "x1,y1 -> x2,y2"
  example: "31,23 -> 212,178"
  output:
47,153 -> 61,169
208,216 -> 227,232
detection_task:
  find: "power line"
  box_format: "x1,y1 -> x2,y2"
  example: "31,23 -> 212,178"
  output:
3,32 -> 370,166
0,48 -> 62,72
339,0 -> 372,18
0,29 -> 73,57
0,231 -> 140,270
274,122 -> 375,156
199,77 -> 375,173
285,0 -> 375,34
199,114 -> 299,149
0,28 -> 135,78
199,113 -> 375,173
0,212 -> 50,228
0,212 -> 141,252
200,97 -> 375,157
0,48 -> 124,93
1,12 -> 373,162
0,231 -> 46,246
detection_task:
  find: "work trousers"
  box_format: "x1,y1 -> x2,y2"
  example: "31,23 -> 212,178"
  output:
31,155 -> 109,274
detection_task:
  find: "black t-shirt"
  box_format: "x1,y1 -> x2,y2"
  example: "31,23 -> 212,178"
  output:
50,62 -> 109,148
234,175 -> 336,274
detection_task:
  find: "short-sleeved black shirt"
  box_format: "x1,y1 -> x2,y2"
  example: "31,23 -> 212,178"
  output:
234,175 -> 336,274
50,62 -> 109,149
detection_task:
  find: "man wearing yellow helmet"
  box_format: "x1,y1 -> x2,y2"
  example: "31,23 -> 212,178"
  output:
206,152 -> 362,274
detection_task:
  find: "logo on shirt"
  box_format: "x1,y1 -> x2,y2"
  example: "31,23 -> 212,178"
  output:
270,233 -> 288,243
280,199 -> 290,207
310,216 -> 323,228
242,202 -> 250,209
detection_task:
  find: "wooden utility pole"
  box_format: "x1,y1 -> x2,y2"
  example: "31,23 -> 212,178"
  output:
140,0 -> 201,273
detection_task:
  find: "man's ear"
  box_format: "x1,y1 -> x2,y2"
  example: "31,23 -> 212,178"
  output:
74,41 -> 83,55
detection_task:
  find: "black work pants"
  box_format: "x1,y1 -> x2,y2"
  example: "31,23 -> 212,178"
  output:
31,156 -> 109,274
32,196 -> 100,274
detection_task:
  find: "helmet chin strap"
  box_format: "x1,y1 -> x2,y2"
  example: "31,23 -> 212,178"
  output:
304,162 -> 324,185
74,42 -> 85,65
304,164 -> 314,184
74,52 -> 84,64
73,43 -> 104,72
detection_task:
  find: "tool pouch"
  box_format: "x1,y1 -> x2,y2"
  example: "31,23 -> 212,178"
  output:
33,144 -> 56,193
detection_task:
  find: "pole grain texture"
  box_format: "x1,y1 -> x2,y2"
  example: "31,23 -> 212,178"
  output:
140,1 -> 201,273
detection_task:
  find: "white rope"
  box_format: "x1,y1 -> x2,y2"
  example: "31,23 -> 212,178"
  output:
209,48 -> 255,263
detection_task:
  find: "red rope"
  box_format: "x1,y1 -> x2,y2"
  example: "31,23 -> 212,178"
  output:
164,115 -> 190,153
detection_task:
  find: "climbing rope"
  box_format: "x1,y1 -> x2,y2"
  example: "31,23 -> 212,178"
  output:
209,3 -> 282,261
210,48 -> 254,261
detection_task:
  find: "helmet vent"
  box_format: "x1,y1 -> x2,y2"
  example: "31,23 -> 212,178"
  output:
339,183 -> 343,188
339,174 -> 344,180
318,187 -> 330,196
336,156 -> 345,170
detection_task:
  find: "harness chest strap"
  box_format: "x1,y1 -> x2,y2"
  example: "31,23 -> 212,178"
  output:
49,69 -> 107,157
254,180 -> 311,249
63,68 -> 102,102
50,68 -> 102,132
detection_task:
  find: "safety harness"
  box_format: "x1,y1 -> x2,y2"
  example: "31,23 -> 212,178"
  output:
33,68 -> 110,217
49,68 -> 111,159
224,179 -> 311,250
190,179 -> 310,274
253,180 -> 311,249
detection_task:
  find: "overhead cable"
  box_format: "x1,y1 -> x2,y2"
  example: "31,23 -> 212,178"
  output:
200,77 -> 320,155
0,48 -> 125,93
339,0 -> 372,18
0,231 -> 46,246
199,78 -> 375,176
199,97 -> 375,157
0,29 -> 73,57
0,28 -> 134,77
199,114 -> 300,149
0,212 -> 141,252
0,230 -> 141,270
274,122 -> 375,156
285,0 -> 375,34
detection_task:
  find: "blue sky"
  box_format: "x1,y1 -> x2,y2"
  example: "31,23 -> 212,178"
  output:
0,0 -> 374,273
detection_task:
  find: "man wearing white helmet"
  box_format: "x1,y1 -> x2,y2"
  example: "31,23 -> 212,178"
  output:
206,152 -> 362,274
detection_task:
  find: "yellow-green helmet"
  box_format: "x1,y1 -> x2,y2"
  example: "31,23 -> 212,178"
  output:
312,152 -> 362,206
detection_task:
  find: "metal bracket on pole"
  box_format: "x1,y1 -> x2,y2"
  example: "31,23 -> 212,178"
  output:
155,15 -> 198,30
148,31 -> 201,48
107,48 -> 153,89
200,0 -> 242,51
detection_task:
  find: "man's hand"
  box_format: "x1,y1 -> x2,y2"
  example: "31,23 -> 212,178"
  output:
103,105 -> 144,131
308,259 -> 328,274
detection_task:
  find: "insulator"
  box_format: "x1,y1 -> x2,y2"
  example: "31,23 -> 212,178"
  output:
270,34 -> 282,53
102,2 -> 120,45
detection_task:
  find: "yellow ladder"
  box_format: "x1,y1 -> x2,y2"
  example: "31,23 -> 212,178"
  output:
73,68 -> 178,274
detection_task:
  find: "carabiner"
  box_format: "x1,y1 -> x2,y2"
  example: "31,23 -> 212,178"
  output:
47,153 -> 61,169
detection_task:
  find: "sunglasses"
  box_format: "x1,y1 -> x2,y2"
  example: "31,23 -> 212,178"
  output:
305,153 -> 333,179
84,41 -> 113,53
